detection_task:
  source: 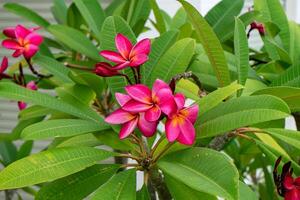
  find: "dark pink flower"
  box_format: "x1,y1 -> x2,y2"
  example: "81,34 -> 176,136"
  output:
100,33 -> 151,70
122,79 -> 176,122
0,57 -> 9,80
250,22 -> 265,36
105,93 -> 158,139
18,81 -> 38,110
165,94 -> 199,146
94,62 -> 120,77
2,25 -> 43,59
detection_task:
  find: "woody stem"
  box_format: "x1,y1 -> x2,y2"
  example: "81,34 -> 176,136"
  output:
64,62 -> 92,71
25,58 -> 51,78
120,74 -> 133,85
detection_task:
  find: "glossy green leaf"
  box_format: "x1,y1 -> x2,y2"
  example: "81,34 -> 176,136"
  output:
158,148 -> 239,200
100,16 -> 136,93
143,30 -> 178,85
36,164 -> 119,200
234,18 -> 249,96
16,141 -> 33,160
0,82 -> 102,122
239,181 -> 258,200
48,25 -> 101,61
33,55 -> 73,84
150,0 -> 166,34
57,133 -> 101,148
197,82 -> 243,116
0,147 -> 115,190
19,105 -> 53,120
148,38 -> 195,85
74,0 -> 105,40
196,95 -> 290,138
91,169 -> 136,200
175,79 -> 200,101
4,3 -> 50,28
51,0 -> 68,24
67,3 -> 86,29
253,86 -> 300,112
271,64 -> 300,87
0,142 -> 17,166
205,0 -> 244,40
136,185 -> 151,200
21,119 -> 109,140
179,0 -> 231,87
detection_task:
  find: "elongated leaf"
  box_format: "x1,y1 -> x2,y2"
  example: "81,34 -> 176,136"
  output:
92,169 -> 136,200
33,55 -> 73,84
36,164 -> 119,200
48,25 -> 101,61
196,95 -> 290,138
143,30 -> 178,85
158,148 -> 239,200
205,0 -> 244,40
234,18 -> 249,96
95,130 -> 134,151
57,133 -> 101,148
51,0 -> 68,24
263,128 -> 300,151
175,79 -> 200,101
179,0 -> 231,86
74,0 -> 105,41
148,38 -> 195,85
19,105 -> 53,120
0,147 -> 115,190
197,82 -> 243,116
4,3 -> 50,28
150,0 -> 166,34
271,63 -> 300,87
0,83 -> 101,122
137,185 -> 151,200
239,181 -> 258,200
253,86 -> 300,112
17,141 -> 33,160
100,16 -> 136,94
21,119 -> 109,140
0,142 -> 17,166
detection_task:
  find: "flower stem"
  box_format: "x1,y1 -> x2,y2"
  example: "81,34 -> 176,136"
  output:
152,142 -> 174,164
131,67 -> 138,84
64,62 -> 92,71
150,135 -> 165,158
118,153 -> 141,162
25,58 -> 51,78
120,74 -> 133,85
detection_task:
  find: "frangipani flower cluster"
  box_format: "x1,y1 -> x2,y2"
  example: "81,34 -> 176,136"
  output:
105,79 -> 199,146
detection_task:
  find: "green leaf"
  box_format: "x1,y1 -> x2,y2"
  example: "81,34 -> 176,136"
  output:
0,142 -> 17,166
205,0 -> 244,40
158,148 -> 239,200
100,16 -> 136,94
271,63 -> 300,87
148,38 -> 195,85
196,95 -> 290,138
254,0 -> 290,50
239,181 -> 258,200
165,174 -> 217,200
57,133 -> 101,148
33,55 -> 73,84
0,147 -> 115,190
74,0 -> 105,41
175,79 -> 200,101
197,82 -> 243,116
17,141 -> 33,160
143,30 -> 178,85
91,169 -> 136,200
4,3 -> 50,28
179,0 -> 231,87
252,86 -> 300,112
0,82 -> 102,122
21,119 -> 109,140
48,25 -> 101,61
67,3 -> 86,29
150,0 -> 166,34
234,18 -> 249,96
51,0 -> 68,24
19,105 -> 53,120
263,128 -> 300,151
137,185 -> 151,200
36,164 -> 119,200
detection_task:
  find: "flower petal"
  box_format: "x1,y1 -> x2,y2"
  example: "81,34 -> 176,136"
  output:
0,57 -> 8,74
153,79 -> 170,94
129,54 -> 148,66
24,32 -> 43,46
23,44 -> 39,59
174,93 -> 185,110
145,105 -> 161,122
26,81 -> 38,90
18,101 -> 27,110
165,118 -> 180,142
2,39 -> 21,50
181,104 -> 199,124
12,49 -> 23,58
119,118 -> 138,139
130,38 -> 151,57
284,175 -> 295,190
123,100 -> 152,113
125,84 -> 152,103
115,33 -> 132,59
100,50 -> 126,63
3,27 -> 16,38
105,108 -> 135,124
115,93 -> 131,106
284,189 -> 300,200
112,61 -> 130,70
177,118 -> 195,145
138,113 -> 158,137
15,25 -> 31,41
156,88 -> 177,117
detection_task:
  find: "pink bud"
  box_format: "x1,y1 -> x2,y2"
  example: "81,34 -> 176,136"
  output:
3,27 -> 16,38
0,56 -> 8,74
94,62 -> 120,77
18,101 -> 27,110
26,81 -> 38,90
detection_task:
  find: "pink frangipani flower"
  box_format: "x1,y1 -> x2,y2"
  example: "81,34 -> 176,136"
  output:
105,93 -> 158,139
2,25 -> 43,59
94,62 -> 120,77
122,79 -> 176,122
100,33 -> 151,70
165,93 -> 199,146
18,81 -> 38,110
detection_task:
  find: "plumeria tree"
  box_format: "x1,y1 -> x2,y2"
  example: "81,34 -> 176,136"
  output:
0,0 -> 300,199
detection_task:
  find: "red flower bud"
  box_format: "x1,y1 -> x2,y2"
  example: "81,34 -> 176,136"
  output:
94,62 -> 120,77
